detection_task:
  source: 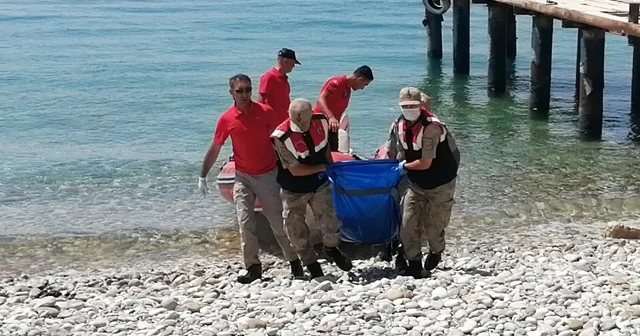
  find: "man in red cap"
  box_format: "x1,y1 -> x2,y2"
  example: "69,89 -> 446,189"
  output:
313,65 -> 374,152
257,48 -> 301,126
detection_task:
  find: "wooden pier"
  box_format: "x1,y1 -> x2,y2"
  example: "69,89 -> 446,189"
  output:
422,0 -> 640,140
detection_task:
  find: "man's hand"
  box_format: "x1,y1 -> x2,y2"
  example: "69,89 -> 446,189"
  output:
198,177 -> 209,197
317,163 -> 334,181
317,91 -> 340,132
398,160 -> 407,175
328,117 -> 339,132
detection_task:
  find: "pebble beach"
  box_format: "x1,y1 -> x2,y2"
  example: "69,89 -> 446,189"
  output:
4,1 -> 640,336
1,220 -> 639,336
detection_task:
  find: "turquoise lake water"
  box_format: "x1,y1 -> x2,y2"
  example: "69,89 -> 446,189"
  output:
2,0 -> 640,253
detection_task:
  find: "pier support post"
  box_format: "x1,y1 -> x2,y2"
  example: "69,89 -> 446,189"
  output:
529,15 -> 554,119
423,9 -> 443,60
487,1 -> 508,97
578,28 -> 605,139
575,30 -> 582,102
632,39 -> 640,117
453,0 -> 470,76
506,6 -> 517,60
628,4 -> 639,46
629,5 -> 640,117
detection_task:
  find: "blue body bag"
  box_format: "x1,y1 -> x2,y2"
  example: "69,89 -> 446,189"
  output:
327,159 -> 404,245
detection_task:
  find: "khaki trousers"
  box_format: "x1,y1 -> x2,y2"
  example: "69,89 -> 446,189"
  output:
234,169 -> 298,268
400,178 -> 456,261
281,182 -> 341,265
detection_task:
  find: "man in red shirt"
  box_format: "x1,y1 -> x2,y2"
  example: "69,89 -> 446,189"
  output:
257,48 -> 300,126
313,65 -> 374,151
198,74 -> 303,284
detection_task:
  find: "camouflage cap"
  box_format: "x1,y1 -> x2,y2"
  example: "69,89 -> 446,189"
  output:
398,87 -> 423,106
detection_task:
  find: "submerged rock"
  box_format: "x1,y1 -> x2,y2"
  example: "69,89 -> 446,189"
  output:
603,224 -> 640,239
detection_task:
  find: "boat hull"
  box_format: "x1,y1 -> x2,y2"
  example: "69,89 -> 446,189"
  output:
215,151 -> 363,211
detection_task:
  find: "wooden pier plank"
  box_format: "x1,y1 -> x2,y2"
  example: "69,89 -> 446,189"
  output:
490,0 -> 640,37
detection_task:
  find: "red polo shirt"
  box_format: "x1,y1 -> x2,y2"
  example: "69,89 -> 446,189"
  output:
312,75 -> 351,121
212,102 -> 277,175
258,67 -> 291,125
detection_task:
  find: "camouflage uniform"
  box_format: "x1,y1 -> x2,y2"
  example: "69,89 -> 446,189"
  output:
385,122 -> 459,261
273,139 -> 342,266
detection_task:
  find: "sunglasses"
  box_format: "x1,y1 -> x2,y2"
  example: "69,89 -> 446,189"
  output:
234,87 -> 252,94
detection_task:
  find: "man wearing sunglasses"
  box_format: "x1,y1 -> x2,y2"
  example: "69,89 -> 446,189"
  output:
198,74 -> 303,284
257,48 -> 301,126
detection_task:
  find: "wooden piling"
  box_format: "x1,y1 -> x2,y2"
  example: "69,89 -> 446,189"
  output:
506,6 -> 517,60
423,9 -> 443,60
465,0 -> 640,139
633,40 -> 640,116
628,3 -> 639,46
629,4 -> 640,116
487,1 -> 508,97
453,0 -> 471,76
575,30 -> 582,101
529,15 -> 554,119
578,28 -> 605,139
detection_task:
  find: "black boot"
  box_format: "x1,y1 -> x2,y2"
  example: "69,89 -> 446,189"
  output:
290,259 -> 305,279
395,244 -> 408,271
324,247 -> 353,272
314,243 -> 333,262
395,252 -> 408,272
306,262 -> 325,279
424,251 -> 442,271
406,260 -> 424,279
380,242 -> 394,262
237,264 -> 261,284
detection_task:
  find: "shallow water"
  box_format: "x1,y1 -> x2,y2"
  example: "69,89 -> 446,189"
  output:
2,1 -> 639,266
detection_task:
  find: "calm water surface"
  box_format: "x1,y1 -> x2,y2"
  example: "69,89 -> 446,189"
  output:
1,1 -> 639,266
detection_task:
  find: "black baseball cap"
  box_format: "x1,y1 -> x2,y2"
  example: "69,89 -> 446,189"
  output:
278,48 -> 301,65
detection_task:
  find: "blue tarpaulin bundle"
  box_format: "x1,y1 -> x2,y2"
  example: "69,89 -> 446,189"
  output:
327,159 -> 404,245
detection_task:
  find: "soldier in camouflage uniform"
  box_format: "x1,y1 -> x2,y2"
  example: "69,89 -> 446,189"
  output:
385,87 -> 460,278
271,98 -> 352,279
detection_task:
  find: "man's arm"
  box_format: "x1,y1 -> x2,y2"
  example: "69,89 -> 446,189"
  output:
274,139 -> 327,176
200,118 -> 228,178
317,90 -> 337,120
200,143 -> 222,177
384,122 -> 399,160
257,74 -> 270,103
404,124 -> 441,171
264,105 -> 278,132
316,80 -> 341,131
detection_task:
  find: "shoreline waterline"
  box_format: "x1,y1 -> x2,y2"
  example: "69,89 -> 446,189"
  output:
2,194 -> 640,278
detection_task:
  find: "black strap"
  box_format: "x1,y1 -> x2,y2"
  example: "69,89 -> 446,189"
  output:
333,186 -> 395,196
301,132 -> 316,155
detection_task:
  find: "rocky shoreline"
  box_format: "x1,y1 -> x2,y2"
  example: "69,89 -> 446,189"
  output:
1,220 -> 639,336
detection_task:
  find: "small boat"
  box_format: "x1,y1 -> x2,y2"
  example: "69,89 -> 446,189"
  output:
215,150 -> 374,212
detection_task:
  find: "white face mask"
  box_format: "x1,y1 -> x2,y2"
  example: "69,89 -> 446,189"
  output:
402,108 -> 421,121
